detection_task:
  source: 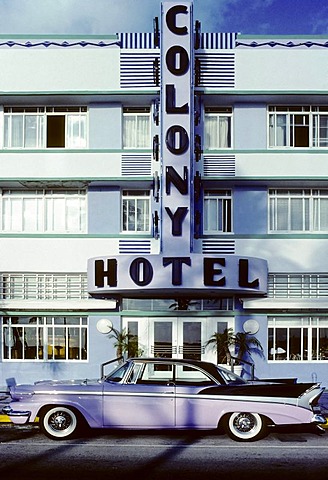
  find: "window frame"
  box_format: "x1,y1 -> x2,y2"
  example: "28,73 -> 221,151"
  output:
3,106 -> 88,149
268,188 -> 328,233
2,316 -> 88,362
203,189 -> 233,234
122,107 -> 151,150
121,189 -> 151,234
268,316 -> 328,362
204,107 -> 233,150
268,105 -> 328,149
0,189 -> 87,234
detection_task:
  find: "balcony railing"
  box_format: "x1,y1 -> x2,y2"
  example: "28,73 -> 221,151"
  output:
268,273 -> 328,298
0,273 -> 89,300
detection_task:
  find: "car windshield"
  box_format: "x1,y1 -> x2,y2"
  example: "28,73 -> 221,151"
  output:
217,366 -> 246,384
105,362 -> 130,383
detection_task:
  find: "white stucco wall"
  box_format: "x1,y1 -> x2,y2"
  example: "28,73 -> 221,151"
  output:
235,49 -> 328,91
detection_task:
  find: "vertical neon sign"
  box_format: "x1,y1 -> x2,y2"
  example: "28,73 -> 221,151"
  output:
161,1 -> 193,256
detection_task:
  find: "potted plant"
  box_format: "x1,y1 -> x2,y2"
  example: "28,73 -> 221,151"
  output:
107,327 -> 144,362
169,298 -> 200,310
233,331 -> 264,363
205,329 -> 264,377
205,328 -> 234,365
233,331 -> 264,377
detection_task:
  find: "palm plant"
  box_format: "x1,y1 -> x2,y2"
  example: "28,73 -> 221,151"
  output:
107,327 -> 144,362
205,329 -> 264,367
107,327 -> 130,359
233,331 -> 264,363
205,328 -> 234,364
169,298 -> 199,310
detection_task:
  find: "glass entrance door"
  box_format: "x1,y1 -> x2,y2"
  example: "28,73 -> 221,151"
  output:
123,317 -> 233,363
151,318 -> 203,361
179,321 -> 203,361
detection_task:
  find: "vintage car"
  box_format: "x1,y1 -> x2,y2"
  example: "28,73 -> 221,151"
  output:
2,357 -> 326,442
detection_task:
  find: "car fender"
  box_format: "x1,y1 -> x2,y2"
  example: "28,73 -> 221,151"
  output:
216,399 -> 314,426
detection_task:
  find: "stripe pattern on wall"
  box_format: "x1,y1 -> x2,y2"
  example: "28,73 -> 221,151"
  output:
203,154 -> 236,176
120,52 -> 160,88
119,32 -> 237,50
121,154 -> 152,176
196,53 -> 235,87
202,239 -> 236,254
119,239 -> 152,254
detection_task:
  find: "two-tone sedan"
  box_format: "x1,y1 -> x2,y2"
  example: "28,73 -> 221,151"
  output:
2,357 -> 326,442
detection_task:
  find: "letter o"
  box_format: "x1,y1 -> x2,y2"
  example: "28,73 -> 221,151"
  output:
166,125 -> 189,155
166,45 -> 189,76
129,258 -> 153,286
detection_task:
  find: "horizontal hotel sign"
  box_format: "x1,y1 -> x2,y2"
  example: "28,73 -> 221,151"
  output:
88,254 -> 268,298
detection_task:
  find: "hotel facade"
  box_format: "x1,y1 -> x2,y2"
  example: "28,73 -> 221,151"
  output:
1,0 -> 328,390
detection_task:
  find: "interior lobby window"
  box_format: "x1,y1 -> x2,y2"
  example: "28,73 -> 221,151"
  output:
203,190 -> 232,233
4,106 -> 87,148
204,107 -> 232,149
123,107 -> 151,149
121,190 -> 150,233
268,317 -> 328,362
2,316 -> 88,361
0,189 -> 87,233
269,189 -> 328,232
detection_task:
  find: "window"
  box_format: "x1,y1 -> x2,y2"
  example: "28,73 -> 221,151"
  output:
123,107 -> 151,149
2,316 -> 88,361
269,189 -> 328,232
4,107 -> 87,149
122,190 -> 150,233
268,106 -> 328,148
204,107 -> 232,149
268,273 -> 328,298
203,190 -> 232,233
268,317 -> 328,362
0,189 -> 87,233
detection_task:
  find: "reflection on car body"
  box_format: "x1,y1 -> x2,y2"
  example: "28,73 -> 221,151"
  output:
2,357 -> 326,442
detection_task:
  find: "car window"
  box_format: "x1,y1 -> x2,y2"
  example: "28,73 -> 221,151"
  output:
105,363 -> 130,383
217,366 -> 246,383
136,362 -> 174,385
126,363 -> 143,384
174,364 -> 215,386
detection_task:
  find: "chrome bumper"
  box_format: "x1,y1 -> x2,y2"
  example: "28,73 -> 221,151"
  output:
311,413 -> 327,425
2,405 -> 31,423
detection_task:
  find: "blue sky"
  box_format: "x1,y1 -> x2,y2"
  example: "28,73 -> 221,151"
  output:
0,0 -> 327,36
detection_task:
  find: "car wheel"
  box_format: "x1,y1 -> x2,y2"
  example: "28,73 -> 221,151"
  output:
40,406 -> 79,440
224,412 -> 267,442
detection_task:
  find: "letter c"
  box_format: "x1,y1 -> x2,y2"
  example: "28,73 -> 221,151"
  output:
166,5 -> 188,35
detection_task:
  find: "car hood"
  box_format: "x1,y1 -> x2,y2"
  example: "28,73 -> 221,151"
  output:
9,378 -> 102,400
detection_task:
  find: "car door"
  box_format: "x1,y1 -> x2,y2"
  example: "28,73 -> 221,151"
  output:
102,361 -> 175,428
174,363 -> 222,428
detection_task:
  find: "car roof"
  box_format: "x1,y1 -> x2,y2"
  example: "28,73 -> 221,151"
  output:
127,357 -> 220,375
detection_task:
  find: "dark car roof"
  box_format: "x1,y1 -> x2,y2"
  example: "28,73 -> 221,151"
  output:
127,357 -> 227,380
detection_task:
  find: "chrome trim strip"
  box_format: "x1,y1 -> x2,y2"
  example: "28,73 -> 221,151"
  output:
2,406 -> 31,418
33,389 -> 301,406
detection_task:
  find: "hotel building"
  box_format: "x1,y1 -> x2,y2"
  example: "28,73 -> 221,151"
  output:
1,0 -> 328,389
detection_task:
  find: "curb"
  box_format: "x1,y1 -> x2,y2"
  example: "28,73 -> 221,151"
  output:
0,414 -> 11,423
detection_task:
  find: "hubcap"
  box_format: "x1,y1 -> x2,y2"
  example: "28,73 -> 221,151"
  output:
234,414 -> 254,432
50,412 -> 71,431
